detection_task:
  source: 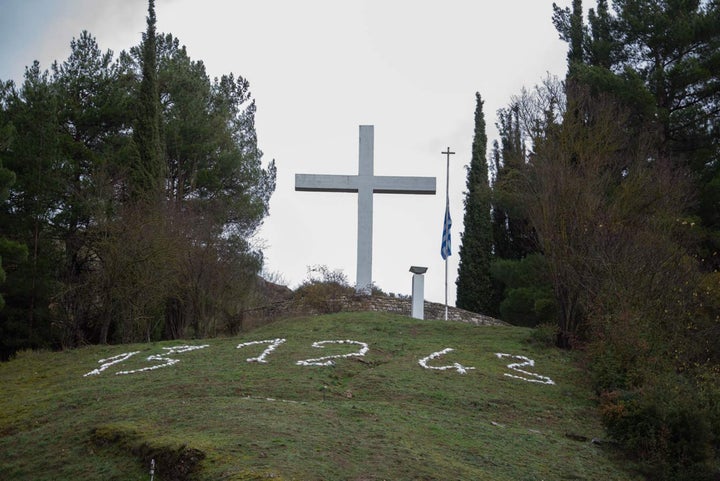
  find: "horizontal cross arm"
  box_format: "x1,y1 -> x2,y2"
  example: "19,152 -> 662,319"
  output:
295,174 -> 359,193
295,174 -> 436,195
371,176 -> 436,195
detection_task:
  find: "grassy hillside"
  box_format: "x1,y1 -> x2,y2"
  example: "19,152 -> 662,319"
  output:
0,312 -> 641,480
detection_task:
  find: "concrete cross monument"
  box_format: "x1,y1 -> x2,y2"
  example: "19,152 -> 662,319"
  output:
296,125 -> 437,294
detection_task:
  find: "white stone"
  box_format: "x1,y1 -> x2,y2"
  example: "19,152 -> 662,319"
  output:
295,125 -> 436,293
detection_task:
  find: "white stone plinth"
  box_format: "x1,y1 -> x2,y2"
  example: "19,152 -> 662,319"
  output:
411,272 -> 425,320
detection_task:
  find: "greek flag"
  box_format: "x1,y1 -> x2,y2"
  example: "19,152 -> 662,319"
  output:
441,201 -> 452,260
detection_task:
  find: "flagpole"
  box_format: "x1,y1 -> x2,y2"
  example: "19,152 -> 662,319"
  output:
445,152 -> 449,321
442,147 -> 454,321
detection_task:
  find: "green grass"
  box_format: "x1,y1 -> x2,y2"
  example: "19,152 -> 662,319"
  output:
0,312 -> 641,480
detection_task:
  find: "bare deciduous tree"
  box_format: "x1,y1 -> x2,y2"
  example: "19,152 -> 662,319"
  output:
518,85 -> 692,346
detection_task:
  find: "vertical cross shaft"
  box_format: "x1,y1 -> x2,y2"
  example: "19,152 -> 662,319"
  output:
356,126 -> 374,293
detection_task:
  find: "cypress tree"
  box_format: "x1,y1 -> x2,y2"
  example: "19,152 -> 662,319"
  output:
492,105 -> 536,261
552,0 -> 585,70
132,0 -> 164,198
456,93 -> 493,314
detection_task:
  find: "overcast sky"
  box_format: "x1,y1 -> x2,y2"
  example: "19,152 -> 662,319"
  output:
0,0 -> 575,306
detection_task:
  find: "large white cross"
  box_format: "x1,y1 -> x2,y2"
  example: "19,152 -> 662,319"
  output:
295,125 -> 437,294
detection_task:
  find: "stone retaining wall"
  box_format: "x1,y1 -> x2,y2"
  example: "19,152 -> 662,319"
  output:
240,294 -> 507,330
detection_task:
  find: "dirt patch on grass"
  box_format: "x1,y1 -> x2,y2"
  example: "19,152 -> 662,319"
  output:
91,423 -> 205,481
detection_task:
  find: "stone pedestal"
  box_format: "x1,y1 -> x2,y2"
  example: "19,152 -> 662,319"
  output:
410,266 -> 428,320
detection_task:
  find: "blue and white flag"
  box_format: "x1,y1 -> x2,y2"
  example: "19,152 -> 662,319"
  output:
441,201 -> 452,260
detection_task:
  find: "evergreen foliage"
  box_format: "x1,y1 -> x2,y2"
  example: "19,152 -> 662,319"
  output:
486,90 -> 548,321
526,1 -> 720,476
0,1 -> 275,358
455,93 -> 493,314
491,105 -> 537,261
552,0 -> 585,67
490,254 -> 557,328
132,0 -> 164,199
451,2 -> 720,473
0,121 -> 28,314
0,64 -> 65,359
554,0 -> 720,271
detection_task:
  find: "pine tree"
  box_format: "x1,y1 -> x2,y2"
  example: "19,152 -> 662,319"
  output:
0,123 -> 28,313
0,0 -> 276,351
553,0 -> 720,270
132,0 -> 164,198
0,65 -> 63,359
456,93 -> 493,314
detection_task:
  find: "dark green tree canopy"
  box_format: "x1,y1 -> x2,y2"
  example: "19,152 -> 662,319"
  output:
0,2 -> 275,358
132,0 -> 164,198
553,0 -> 720,270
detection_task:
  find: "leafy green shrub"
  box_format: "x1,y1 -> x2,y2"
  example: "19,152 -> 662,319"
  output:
598,368 -> 720,480
499,286 -> 556,327
584,267 -> 720,479
525,323 -> 558,348
491,254 -> 558,327
588,345 -> 631,393
294,265 -> 354,314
